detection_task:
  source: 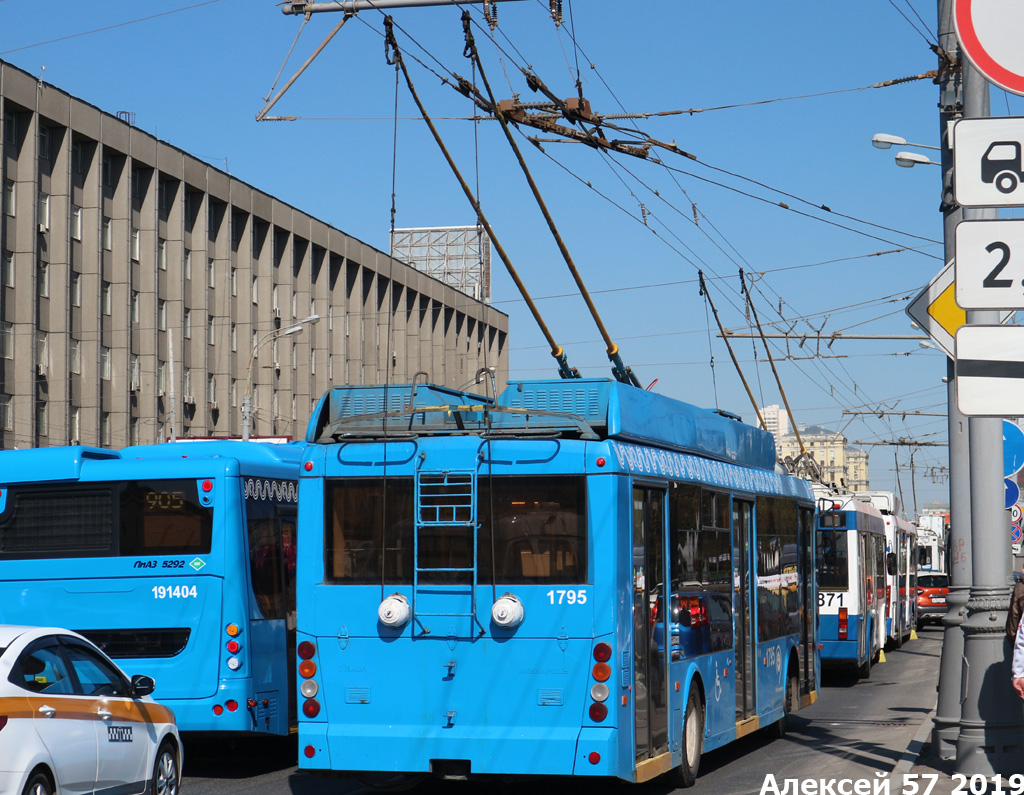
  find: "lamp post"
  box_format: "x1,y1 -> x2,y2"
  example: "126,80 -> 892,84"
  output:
872,132 -> 940,150
241,314 -> 319,441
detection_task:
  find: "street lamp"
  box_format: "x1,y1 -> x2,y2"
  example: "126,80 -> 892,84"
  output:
242,314 -> 319,441
894,151 -> 940,168
872,132 -> 940,151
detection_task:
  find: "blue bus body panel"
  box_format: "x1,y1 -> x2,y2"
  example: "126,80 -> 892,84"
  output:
0,441 -> 305,733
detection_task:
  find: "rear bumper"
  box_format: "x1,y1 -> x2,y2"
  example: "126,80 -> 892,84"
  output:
298,722 -> 620,778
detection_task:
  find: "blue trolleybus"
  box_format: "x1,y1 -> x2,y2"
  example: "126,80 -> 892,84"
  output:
0,440 -> 304,735
294,379 -> 818,785
814,489 -> 886,677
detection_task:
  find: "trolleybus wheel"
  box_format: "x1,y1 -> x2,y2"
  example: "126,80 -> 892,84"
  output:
769,670 -> 797,739
670,685 -> 704,788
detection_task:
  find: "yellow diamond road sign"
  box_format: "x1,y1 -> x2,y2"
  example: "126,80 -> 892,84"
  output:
907,260 -> 962,358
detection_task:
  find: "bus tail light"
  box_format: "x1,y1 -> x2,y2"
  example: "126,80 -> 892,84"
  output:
838,607 -> 849,640
589,702 -> 608,722
299,640 -> 321,719
303,699 -> 321,718
589,642 -> 613,722
225,700 -> 239,712
593,642 -> 612,662
299,660 -> 317,679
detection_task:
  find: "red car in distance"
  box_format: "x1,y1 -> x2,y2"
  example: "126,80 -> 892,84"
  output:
916,573 -> 949,627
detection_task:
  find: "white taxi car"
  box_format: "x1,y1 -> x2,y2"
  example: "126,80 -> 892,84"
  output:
0,625 -> 181,795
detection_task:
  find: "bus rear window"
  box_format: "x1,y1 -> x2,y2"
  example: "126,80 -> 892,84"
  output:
325,475 -> 587,585
0,480 -> 212,559
816,528 -> 849,590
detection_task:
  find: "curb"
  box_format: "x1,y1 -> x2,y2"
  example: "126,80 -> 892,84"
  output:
891,710 -> 936,776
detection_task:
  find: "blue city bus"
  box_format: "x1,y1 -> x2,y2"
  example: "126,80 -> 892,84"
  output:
294,379 -> 818,785
814,489 -> 886,677
0,440 -> 304,735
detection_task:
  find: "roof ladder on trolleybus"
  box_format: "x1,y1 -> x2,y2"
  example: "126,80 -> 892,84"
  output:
413,470 -> 484,636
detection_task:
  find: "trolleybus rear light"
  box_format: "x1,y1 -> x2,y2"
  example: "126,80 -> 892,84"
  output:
304,745 -> 316,759
300,680 -> 319,699
593,642 -> 612,662
299,660 -> 317,679
227,657 -> 242,670
588,702 -> 608,722
202,480 -> 213,492
298,640 -> 316,660
592,662 -> 611,682
226,623 -> 241,637
304,462 -> 313,472
226,700 -> 238,712
303,699 -> 321,718
596,457 -> 606,468
838,607 -> 849,640
212,705 -> 224,716
588,752 -> 600,764
227,640 -> 240,654
590,683 -> 609,702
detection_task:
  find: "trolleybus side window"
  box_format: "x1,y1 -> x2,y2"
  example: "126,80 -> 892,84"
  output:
669,484 -> 733,652
0,480 -> 211,559
246,483 -> 298,620
756,496 -> 799,641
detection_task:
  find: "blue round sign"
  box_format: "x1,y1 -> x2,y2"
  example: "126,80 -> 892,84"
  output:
1007,477 -> 1021,510
1004,420 -> 1024,478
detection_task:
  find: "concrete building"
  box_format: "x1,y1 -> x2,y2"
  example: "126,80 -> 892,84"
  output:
0,59 -> 508,448
759,404 -> 789,448
777,424 -> 870,491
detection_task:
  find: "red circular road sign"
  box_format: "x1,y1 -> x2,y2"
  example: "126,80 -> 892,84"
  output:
955,0 -> 1024,95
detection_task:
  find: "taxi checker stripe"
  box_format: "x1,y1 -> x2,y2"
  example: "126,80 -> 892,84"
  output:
957,359 -> 1024,379
0,695 -> 174,725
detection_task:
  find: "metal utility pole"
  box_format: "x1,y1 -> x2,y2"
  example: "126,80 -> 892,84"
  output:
931,0 -> 970,758
953,65 -> 1024,776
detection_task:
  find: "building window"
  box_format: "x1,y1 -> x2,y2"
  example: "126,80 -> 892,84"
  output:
70,339 -> 81,374
3,180 -> 14,217
231,322 -> 237,352
207,315 -> 215,346
130,228 -> 140,261
207,258 -> 215,289
102,217 -> 112,250
72,140 -> 84,175
183,308 -> 191,339
2,113 -> 15,146
158,300 -> 167,331
158,238 -> 167,270
251,276 -> 258,304
183,369 -> 191,398
70,272 -> 81,307
129,417 -> 139,446
38,126 -> 51,161
100,412 -> 111,446
101,347 -> 111,381
158,361 -> 166,394
102,281 -> 112,315
37,262 -> 48,298
0,322 -> 12,359
70,408 -> 80,443
130,354 -> 140,389
185,249 -> 192,280
231,266 -> 238,296
71,206 -> 82,241
36,332 -> 48,369
131,169 -> 142,202
0,395 -> 11,431
2,251 -> 13,287
207,374 -> 216,404
35,401 -> 47,436
131,291 -> 140,323
231,379 -> 237,408
37,193 -> 49,230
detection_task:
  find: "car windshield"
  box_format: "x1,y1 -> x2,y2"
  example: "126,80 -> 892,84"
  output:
919,575 -> 948,588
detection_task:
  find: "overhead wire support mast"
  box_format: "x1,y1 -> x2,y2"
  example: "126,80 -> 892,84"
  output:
458,12 -> 640,388
283,0 -> 531,13
383,17 -> 579,380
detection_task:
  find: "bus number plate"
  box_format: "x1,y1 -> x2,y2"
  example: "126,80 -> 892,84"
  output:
152,585 -> 199,599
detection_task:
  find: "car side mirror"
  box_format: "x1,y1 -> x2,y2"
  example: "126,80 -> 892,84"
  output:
131,674 -> 155,698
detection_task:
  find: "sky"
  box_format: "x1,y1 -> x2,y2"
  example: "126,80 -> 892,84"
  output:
2,0 -> 1004,515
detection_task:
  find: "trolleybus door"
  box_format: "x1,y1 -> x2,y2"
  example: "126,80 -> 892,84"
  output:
858,533 -> 869,663
733,499 -> 756,722
632,487 -> 668,762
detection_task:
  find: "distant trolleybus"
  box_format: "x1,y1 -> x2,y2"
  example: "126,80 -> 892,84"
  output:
0,440 -> 304,735
814,490 -> 886,677
295,379 -> 818,785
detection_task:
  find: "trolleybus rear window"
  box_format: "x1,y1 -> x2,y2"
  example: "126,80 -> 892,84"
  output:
0,480 -> 212,559
325,475 -> 587,585
816,527 -> 849,590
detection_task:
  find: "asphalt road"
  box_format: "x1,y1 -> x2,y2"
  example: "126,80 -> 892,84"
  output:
181,625 -> 945,795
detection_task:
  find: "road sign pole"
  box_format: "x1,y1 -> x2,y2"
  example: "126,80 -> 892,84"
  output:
933,0 -> 971,754
954,59 -> 1024,776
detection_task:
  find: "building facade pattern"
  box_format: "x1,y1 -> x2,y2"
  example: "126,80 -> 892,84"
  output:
776,424 -> 870,492
0,60 -> 508,449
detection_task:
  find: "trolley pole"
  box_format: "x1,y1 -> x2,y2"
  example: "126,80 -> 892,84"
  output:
953,63 -> 1024,777
931,0 -> 970,758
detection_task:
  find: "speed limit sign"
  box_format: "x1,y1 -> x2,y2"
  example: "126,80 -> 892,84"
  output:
956,219 -> 1024,309
1012,503 -> 1022,525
